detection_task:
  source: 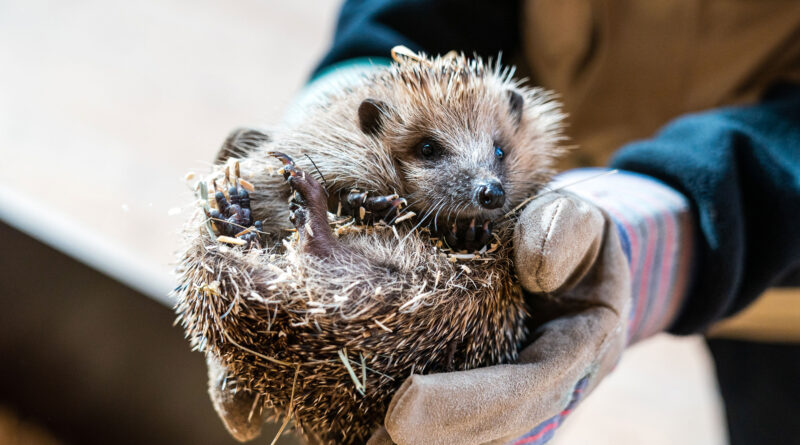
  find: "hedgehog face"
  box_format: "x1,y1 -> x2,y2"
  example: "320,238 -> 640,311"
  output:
357,88 -> 548,227
412,137 -> 507,213
399,131 -> 509,224
347,55 -> 565,229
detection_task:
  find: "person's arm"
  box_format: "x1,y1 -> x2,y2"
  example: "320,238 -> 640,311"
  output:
312,0 -> 520,78
611,83 -> 800,335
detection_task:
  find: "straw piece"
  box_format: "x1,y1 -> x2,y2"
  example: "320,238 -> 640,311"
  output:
234,226 -> 254,237
238,178 -> 255,192
449,253 -> 476,261
198,181 -> 217,239
374,319 -> 392,333
360,353 -> 367,391
218,235 -> 246,246
393,211 -> 416,224
391,45 -> 430,65
270,366 -> 299,445
338,349 -> 365,396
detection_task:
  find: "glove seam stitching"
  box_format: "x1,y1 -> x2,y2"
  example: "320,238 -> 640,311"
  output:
533,198 -> 566,292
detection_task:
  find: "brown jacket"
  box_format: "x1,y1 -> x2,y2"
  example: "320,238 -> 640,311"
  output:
520,0 -> 800,341
522,0 -> 800,166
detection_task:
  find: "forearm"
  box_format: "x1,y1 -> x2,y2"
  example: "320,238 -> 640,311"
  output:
550,170 -> 694,343
313,0 -> 521,77
610,83 -> 800,334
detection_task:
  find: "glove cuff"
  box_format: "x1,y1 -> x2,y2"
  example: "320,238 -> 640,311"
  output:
509,376 -> 589,445
550,169 -> 695,343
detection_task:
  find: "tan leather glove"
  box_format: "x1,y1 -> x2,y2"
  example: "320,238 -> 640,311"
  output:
370,191 -> 632,445
206,354 -> 267,442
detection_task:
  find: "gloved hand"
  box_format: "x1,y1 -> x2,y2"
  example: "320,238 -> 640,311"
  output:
370,169 -> 694,445
368,190 -> 629,445
207,187 -> 626,445
206,354 -> 267,442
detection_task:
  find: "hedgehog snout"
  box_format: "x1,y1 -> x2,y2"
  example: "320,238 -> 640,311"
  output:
476,180 -> 505,209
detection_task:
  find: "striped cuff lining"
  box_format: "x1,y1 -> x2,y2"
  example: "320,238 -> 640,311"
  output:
549,168 -> 694,344
510,377 -> 589,445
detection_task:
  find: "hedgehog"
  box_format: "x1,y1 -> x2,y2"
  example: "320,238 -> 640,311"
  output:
174,47 -> 566,444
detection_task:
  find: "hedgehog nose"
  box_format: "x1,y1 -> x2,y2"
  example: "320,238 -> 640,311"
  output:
478,181 -> 505,209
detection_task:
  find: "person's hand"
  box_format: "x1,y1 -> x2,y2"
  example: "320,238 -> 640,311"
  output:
205,354 -> 267,442
369,190 -> 632,445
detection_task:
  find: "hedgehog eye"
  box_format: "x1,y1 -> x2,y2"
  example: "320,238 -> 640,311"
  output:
494,145 -> 505,160
415,139 -> 442,160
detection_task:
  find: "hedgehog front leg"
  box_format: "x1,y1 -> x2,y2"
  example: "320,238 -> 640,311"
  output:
339,189 -> 408,225
208,185 -> 264,246
442,218 -> 494,252
272,152 -> 340,257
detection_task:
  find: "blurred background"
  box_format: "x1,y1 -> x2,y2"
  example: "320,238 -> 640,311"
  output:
0,0 -> 735,443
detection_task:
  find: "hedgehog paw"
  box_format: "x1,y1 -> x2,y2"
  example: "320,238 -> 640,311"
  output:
207,182 -> 263,247
339,189 -> 409,225
442,218 -> 493,252
272,152 -> 338,257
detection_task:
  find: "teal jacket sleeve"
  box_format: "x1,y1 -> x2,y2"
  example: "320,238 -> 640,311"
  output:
313,0 -> 520,78
611,84 -> 800,334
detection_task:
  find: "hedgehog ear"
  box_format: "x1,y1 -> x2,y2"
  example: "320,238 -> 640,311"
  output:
506,90 -> 524,126
358,98 -> 390,135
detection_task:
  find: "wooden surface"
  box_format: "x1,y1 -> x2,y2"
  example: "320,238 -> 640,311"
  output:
0,406 -> 61,445
0,0 -> 340,292
0,219 -> 298,444
710,289 -> 800,343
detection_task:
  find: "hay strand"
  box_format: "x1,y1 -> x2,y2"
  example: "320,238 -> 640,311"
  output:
338,349 -> 365,396
270,366 -> 299,445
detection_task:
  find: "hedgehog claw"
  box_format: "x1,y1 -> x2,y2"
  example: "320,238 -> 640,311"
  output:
440,218 -> 493,252
340,189 -> 408,225
279,159 -> 338,257
383,198 -> 408,224
269,152 -> 301,180
479,220 -> 492,247
269,151 -> 296,167
465,219 -> 477,247
364,193 -> 400,211
208,180 -> 263,247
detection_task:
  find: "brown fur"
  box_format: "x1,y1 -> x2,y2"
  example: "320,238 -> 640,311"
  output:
174,51 -> 566,444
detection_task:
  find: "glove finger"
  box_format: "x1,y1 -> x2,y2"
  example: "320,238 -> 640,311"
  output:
384,306 -> 619,445
559,212 -> 631,312
367,427 -> 396,445
514,191 -> 605,294
206,354 -> 266,442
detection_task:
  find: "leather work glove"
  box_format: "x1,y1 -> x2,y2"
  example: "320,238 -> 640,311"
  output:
205,354 -> 267,442
370,169 -> 694,445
